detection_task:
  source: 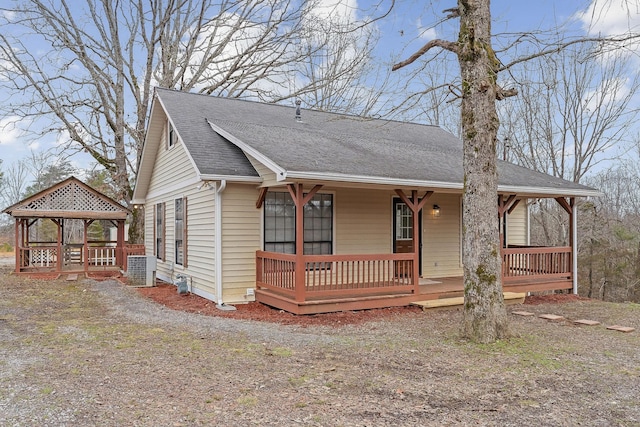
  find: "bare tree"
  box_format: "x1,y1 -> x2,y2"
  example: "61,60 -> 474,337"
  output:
0,0 -> 388,242
391,1 -> 640,342
393,1 -> 511,342
0,160 -> 29,212
499,43 -> 640,257
578,162 -> 640,302
500,45 -> 640,183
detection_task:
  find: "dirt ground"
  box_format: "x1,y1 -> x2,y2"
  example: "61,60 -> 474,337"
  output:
135,281 -> 588,327
1,262 -> 639,426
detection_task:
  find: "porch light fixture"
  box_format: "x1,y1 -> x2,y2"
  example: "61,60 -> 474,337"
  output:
432,204 -> 441,217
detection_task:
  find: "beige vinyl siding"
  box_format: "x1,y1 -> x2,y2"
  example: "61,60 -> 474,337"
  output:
422,194 -> 462,278
334,188 -> 391,254
145,127 -> 196,283
221,183 -> 261,303
182,189 -> 217,297
333,188 -> 463,277
246,154 -> 277,187
506,198 -> 528,246
147,128 -> 196,196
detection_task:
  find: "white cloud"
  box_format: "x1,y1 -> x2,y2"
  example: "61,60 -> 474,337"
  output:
2,10 -> 16,21
0,116 -> 24,146
582,76 -> 630,112
307,0 -> 360,23
576,0 -> 640,36
416,18 -> 437,40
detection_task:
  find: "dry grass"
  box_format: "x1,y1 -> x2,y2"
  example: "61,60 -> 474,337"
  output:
1,265 -> 639,426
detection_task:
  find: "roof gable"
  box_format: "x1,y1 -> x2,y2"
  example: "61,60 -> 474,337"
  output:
3,176 -> 130,219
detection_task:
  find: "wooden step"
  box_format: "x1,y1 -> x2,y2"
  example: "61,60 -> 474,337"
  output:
412,292 -> 526,310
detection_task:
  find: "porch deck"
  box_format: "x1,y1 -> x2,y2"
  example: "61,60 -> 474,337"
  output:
255,248 -> 573,314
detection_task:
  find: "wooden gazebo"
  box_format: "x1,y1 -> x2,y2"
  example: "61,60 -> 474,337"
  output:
2,176 -> 139,275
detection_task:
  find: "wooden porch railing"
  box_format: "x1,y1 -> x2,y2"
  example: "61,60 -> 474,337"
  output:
256,251 -> 415,300
502,246 -> 572,285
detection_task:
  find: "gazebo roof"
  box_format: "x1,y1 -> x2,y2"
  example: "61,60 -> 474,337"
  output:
2,176 -> 130,220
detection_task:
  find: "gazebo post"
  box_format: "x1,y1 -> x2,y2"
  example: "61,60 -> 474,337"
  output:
116,219 -> 125,268
14,219 -> 20,274
84,220 -> 90,272
55,219 -> 62,272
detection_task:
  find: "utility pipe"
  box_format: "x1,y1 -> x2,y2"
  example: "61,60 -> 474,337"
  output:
214,180 -> 227,306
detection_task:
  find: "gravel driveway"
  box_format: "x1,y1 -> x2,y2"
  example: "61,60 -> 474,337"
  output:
1,266 -> 639,426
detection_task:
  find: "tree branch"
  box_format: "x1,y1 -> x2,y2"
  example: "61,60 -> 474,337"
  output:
392,39 -> 459,71
498,34 -> 640,72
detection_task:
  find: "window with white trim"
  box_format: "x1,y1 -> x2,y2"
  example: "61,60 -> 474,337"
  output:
155,203 -> 164,260
264,192 -> 333,256
168,122 -> 176,148
175,197 -> 184,265
395,202 -> 413,240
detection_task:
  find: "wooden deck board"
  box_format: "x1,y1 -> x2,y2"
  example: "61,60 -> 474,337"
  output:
255,276 -> 541,314
411,292 -> 526,310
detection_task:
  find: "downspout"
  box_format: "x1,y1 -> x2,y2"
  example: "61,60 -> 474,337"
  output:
526,201 -> 531,246
214,180 -> 231,308
572,199 -> 578,295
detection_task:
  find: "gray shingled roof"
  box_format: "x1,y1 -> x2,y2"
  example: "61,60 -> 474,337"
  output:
156,88 -> 598,196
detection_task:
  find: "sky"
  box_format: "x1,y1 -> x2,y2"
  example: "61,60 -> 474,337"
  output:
1,0 -> 638,184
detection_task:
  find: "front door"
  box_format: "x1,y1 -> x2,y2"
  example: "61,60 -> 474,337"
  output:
393,198 -> 422,275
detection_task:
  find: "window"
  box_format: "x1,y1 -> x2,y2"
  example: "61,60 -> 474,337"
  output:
395,202 -> 413,240
155,203 -> 164,260
175,198 -> 184,265
168,122 -> 176,148
264,192 -> 296,254
303,193 -> 333,255
264,192 -> 333,256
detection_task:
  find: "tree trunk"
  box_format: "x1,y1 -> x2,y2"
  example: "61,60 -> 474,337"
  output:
458,0 -> 509,342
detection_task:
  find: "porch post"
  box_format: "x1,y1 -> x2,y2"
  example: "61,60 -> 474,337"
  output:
411,191 -> 421,294
498,194 -> 517,249
289,183 -> 306,303
395,189 -> 431,294
555,197 -> 576,294
287,183 -> 323,303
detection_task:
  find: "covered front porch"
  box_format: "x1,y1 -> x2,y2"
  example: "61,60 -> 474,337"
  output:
253,183 -> 576,314
255,247 -> 572,314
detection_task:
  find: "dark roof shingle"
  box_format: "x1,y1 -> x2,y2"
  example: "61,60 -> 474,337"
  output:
155,88 -> 598,196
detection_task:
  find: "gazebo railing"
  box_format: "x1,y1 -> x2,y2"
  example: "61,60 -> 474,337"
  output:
20,244 -> 58,268
17,241 -> 145,271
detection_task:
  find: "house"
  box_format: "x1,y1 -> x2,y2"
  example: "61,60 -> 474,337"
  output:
132,88 -> 599,314
2,176 -> 144,275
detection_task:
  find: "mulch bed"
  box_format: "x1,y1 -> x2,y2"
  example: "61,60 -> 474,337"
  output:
134,281 -> 591,327
135,282 -> 423,327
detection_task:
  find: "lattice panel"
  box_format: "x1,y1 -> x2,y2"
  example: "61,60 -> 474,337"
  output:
20,181 -> 122,213
30,249 -> 57,267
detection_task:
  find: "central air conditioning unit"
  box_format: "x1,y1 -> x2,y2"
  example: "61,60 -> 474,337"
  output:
126,255 -> 157,287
